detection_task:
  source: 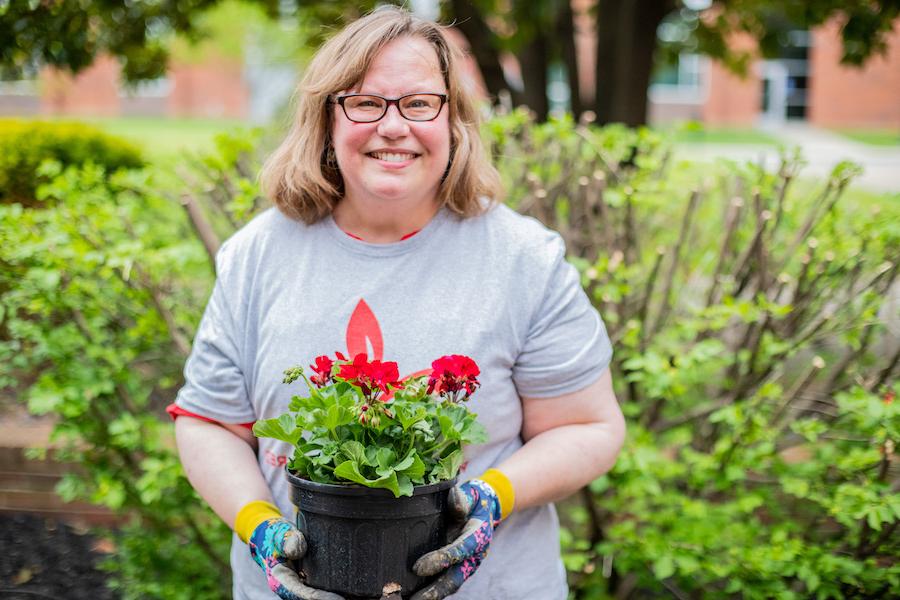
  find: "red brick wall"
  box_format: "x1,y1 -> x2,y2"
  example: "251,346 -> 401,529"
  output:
40,55 -> 121,116
573,0 -> 596,106
808,20 -> 900,129
702,34 -> 761,126
167,56 -> 248,119
36,54 -> 251,119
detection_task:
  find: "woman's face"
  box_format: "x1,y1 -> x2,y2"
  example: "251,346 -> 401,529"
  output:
331,36 -> 451,210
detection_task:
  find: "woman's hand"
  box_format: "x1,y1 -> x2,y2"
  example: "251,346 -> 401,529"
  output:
249,517 -> 344,600
410,478 -> 503,600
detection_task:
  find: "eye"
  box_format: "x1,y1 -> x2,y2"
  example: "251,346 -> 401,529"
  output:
345,96 -> 385,110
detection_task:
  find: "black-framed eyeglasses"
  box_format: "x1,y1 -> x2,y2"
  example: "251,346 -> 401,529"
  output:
329,93 -> 448,123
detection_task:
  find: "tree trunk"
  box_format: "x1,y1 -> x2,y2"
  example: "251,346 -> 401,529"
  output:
449,0 -> 512,104
594,0 -> 674,126
516,31 -> 550,121
556,0 -> 583,117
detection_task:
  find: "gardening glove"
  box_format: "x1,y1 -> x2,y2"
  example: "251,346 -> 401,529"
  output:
410,469 -> 515,600
236,500 -> 344,600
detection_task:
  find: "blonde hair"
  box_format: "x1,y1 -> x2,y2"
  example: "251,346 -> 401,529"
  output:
261,5 -> 502,224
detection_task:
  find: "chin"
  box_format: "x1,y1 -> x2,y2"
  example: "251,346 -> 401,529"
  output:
369,182 -> 421,202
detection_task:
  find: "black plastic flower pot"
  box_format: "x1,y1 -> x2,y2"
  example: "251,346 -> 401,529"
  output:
287,469 -> 457,599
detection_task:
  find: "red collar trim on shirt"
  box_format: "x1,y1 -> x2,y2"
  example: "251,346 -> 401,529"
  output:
342,229 -> 421,242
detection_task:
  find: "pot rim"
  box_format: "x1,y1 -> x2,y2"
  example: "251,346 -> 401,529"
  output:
285,467 -> 457,497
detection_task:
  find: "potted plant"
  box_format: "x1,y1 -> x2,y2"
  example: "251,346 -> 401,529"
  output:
253,352 -> 487,599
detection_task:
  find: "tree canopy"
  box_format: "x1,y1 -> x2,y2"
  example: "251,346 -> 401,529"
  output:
2,0 -> 898,124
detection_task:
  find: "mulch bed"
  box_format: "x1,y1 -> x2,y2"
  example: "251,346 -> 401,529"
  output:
0,513 -> 116,600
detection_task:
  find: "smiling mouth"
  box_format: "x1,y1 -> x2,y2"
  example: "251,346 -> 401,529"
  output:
367,151 -> 418,162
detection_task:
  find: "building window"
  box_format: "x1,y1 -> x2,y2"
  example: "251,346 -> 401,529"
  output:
650,53 -> 706,103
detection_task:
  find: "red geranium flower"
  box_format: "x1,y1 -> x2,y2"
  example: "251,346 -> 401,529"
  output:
427,354 -> 480,401
337,353 -> 401,401
309,355 -> 335,388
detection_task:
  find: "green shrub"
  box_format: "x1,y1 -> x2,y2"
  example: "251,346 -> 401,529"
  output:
0,119 -> 144,205
0,131 -> 266,598
485,111 -> 899,599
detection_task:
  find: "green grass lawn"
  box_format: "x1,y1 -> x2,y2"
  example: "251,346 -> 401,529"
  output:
833,129 -> 900,147
667,126 -> 780,146
656,122 -> 780,145
77,116 -> 253,161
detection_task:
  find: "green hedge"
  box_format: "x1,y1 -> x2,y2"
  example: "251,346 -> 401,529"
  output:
0,119 -> 144,205
485,112 -> 900,599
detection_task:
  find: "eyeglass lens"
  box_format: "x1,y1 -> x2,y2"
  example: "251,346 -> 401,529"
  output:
342,94 -> 443,122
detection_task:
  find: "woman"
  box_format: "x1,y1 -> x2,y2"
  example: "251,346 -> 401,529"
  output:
169,6 -> 625,600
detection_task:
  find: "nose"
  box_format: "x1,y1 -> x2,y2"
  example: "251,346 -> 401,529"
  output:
376,104 -> 410,138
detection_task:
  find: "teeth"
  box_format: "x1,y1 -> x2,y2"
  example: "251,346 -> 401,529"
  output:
370,152 -> 415,162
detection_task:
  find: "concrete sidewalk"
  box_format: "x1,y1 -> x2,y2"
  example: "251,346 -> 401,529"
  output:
674,124 -> 900,193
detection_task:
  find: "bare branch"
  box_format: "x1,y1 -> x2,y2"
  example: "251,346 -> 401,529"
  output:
652,189 -> 701,335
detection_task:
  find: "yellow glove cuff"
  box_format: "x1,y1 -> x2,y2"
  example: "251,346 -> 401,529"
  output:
234,500 -> 282,543
480,468 -> 515,520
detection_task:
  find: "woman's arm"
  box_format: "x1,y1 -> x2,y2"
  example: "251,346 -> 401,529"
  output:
175,416 -> 274,528
497,368 -> 625,511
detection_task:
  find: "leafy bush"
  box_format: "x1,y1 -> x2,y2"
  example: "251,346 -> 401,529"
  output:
485,111 -> 899,599
0,130 -> 267,598
0,119 -> 144,206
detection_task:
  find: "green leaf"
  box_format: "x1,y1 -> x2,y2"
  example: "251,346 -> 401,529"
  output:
437,414 -> 461,441
323,404 -> 354,432
333,460 -> 404,497
395,403 -> 426,430
866,510 -> 882,531
397,451 -> 426,482
653,555 -> 676,579
396,473 -> 414,497
339,440 -> 367,465
430,449 -> 463,482
27,387 -> 59,415
393,451 -> 415,472
252,413 -> 304,445
374,447 -> 397,477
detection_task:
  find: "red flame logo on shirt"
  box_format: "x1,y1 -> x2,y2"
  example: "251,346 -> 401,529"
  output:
346,299 -> 384,361
345,299 -> 429,382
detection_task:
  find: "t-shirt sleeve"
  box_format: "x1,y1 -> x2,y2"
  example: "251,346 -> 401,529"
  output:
173,242 -> 256,423
511,234 -> 613,398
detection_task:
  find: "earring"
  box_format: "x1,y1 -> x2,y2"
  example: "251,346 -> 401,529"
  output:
324,145 -> 338,170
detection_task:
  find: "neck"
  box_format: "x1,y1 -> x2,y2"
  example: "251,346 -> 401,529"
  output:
333,195 -> 441,243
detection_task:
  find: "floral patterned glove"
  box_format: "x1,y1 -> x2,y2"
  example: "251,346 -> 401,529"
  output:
240,502 -> 343,600
411,470 -> 514,600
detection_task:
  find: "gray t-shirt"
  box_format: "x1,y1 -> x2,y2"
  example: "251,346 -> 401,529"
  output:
175,202 -> 612,600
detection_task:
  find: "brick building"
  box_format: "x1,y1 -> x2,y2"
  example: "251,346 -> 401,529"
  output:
647,20 -> 900,129
0,53 -> 251,120
1,15 -> 898,129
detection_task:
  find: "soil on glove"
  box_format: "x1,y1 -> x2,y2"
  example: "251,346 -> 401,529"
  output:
0,513 -> 116,600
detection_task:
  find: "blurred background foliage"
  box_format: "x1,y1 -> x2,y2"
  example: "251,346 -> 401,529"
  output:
1,109 -> 897,598
2,0 -> 900,124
